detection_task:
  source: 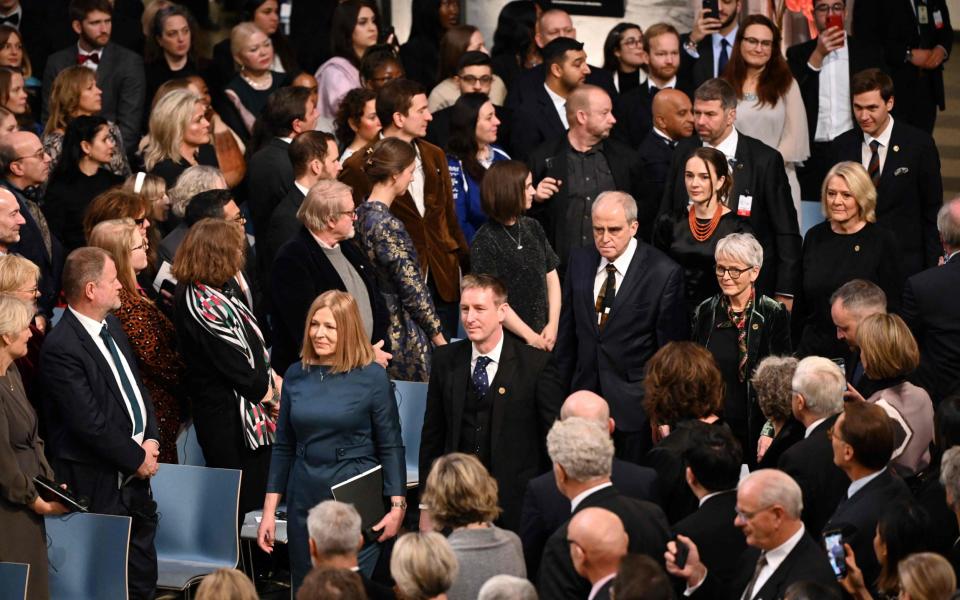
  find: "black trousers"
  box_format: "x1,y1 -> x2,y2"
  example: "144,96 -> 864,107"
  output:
797,141 -> 837,203
427,275 -> 460,340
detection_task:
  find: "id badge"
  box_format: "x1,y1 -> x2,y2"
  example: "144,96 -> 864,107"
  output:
934,9 -> 945,28
737,194 -> 753,217
918,5 -> 929,24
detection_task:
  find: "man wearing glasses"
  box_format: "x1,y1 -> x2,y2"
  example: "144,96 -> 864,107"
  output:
786,0 -> 885,202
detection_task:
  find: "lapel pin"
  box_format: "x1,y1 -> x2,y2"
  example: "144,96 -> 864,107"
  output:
752,323 -> 759,330
855,244 -> 861,252
498,387 -> 506,395
893,145 -> 900,152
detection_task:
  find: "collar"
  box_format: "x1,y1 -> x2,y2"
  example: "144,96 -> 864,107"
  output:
278,136 -> 293,144
0,5 -> 20,19
847,468 -> 885,498
544,82 -> 566,106
571,481 -> 614,513
805,416 -> 829,439
471,330 -> 505,366
294,181 -> 310,197
598,237 -> 638,277
309,230 -> 338,250
699,490 -> 729,507
947,250 -> 960,262
77,43 -> 103,58
865,116 -> 894,147
707,127 -> 739,160
69,306 -> 107,339
588,573 -> 617,600
763,525 -> 806,571
714,26 -> 739,48
653,126 -> 674,143
649,75 -> 678,90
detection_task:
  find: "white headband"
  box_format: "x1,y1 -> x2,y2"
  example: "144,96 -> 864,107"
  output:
134,171 -> 147,194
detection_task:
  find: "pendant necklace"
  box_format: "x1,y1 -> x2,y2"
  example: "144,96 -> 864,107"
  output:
502,221 -> 523,249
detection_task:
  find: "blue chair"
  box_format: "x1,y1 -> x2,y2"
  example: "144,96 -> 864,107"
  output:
801,200 -> 826,238
175,421 -> 206,466
393,380 -> 428,487
152,464 -> 241,594
0,562 -> 29,600
46,513 -> 132,600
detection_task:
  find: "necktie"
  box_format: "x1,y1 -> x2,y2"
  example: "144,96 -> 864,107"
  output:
472,356 -> 492,398
595,264 -> 618,330
867,139 -> 881,185
77,52 -> 100,66
0,13 -> 19,27
100,324 -> 144,435
718,39 -> 730,76
741,553 -> 768,600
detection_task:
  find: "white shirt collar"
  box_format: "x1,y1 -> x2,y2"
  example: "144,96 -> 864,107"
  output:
762,525 -> 806,575
571,481 -> 614,513
588,573 -> 617,600
707,127 -> 739,162
69,306 -> 107,337
77,43 -> 103,58
294,181 -> 310,197
309,230 -> 338,250
805,416 -> 829,439
0,5 -> 21,19
865,116 -> 894,147
471,329 -> 505,366
653,126 -> 673,142
649,76 -> 678,91
847,468 -> 885,499
698,490 -> 727,507
598,237 -> 637,277
279,136 -> 293,144
544,83 -> 569,129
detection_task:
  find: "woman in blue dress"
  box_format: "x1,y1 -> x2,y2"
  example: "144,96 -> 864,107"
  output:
257,290 -> 406,592
355,138 -> 447,382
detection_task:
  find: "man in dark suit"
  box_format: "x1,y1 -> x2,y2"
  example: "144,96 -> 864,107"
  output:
661,78 -> 802,302
555,190 -> 687,462
539,417 -> 671,600
786,0 -> 886,201
829,279 -> 888,394
668,469 -> 839,599
569,507 -> 628,600
825,401 -> 912,593
778,356 -> 849,535
270,179 -> 389,377
635,89 -> 695,242
40,247 -> 160,600
419,274 -> 564,532
528,85 -> 643,272
833,69 -> 942,278
674,423 -> 747,589
902,198 -> 960,404
264,130 -> 341,270
520,390 -> 661,580
41,0 -> 145,156
679,0 -> 741,88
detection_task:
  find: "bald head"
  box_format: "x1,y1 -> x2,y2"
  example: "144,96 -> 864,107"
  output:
565,85 -> 604,122
537,9 -> 576,47
0,187 -> 25,251
560,391 -> 613,433
652,88 -> 694,141
1,131 -> 50,187
569,508 -> 629,582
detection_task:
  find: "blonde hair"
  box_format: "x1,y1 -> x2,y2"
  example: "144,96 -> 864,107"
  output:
300,291 -> 375,374
858,313 -> 920,379
821,161 -> 877,224
44,66 -> 97,135
123,172 -> 167,205
390,532 -> 458,600
230,22 -> 270,68
0,295 -> 33,342
297,180 -> 353,231
897,553 -> 957,600
87,219 -> 143,299
0,254 -> 39,294
421,453 -> 502,529
194,569 -> 258,600
142,89 -> 202,170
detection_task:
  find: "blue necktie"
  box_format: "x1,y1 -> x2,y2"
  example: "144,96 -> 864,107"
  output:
472,356 -> 492,398
100,324 -> 144,435
718,39 -> 730,76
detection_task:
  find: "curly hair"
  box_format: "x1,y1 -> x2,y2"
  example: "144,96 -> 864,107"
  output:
644,341 -> 724,426
752,356 -> 798,423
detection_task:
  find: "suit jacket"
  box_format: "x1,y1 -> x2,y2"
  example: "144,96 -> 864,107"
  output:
635,131 -> 682,242
270,227 -> 389,376
901,257 -> 960,403
41,42 -> 145,155
679,33 -> 722,90
674,490 -> 747,588
39,310 -> 158,509
245,137 -> 294,238
786,37 -> 887,146
661,132 -> 802,296
263,185 -> 305,272
419,335 -> 564,531
520,458 -> 661,579
508,80 -> 567,162
340,138 -> 470,303
612,79 -> 694,148
823,468 -> 911,591
538,485 -> 671,600
554,241 -> 687,432
833,121 -> 942,276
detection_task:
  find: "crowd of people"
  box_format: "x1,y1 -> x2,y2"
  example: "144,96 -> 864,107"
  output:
0,0 -> 959,599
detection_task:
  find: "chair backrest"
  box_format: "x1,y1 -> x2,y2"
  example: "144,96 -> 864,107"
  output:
175,420 -> 206,466
152,464 -> 241,566
46,513 -> 131,600
392,380 -> 428,485
801,200 -> 826,238
0,562 -> 29,600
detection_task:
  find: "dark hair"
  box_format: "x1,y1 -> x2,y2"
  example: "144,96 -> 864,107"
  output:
491,1 -> 538,62
359,44 -> 403,87
439,25 -> 479,81
852,68 -> 895,102
375,79 -> 424,130
51,114 -> 110,181
184,189 -> 235,225
685,147 -> 733,204
694,78 -> 738,111
69,0 -> 112,22
248,86 -> 312,156
602,23 -> 642,71
937,395 -> 960,450
644,341 -> 725,426
362,137 -> 416,184
480,160 -> 529,225
334,88 -> 377,148
724,15 -> 792,107
457,51 -> 492,73
148,4 -> 198,63
612,554 -> 675,600
290,131 -> 335,177
829,278 -> 887,313
297,568 -> 366,600
407,0 -> 450,48
447,92 -> 491,184
682,422 -> 742,492
784,581 -> 843,600
839,401 -> 894,471
330,0 -> 380,67
876,501 -> 932,594
542,37 -> 584,70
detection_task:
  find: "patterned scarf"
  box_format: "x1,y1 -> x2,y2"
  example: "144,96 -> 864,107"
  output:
717,289 -> 755,382
185,282 -> 277,449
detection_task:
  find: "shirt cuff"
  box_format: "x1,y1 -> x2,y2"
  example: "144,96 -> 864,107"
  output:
685,46 -> 701,59
684,570 -> 708,596
936,45 -> 949,60
806,61 -> 822,72
144,439 -> 159,448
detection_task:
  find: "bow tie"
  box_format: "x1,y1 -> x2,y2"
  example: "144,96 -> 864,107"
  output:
77,52 -> 100,65
0,13 -> 19,27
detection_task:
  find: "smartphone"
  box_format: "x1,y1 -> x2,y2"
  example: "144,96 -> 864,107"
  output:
673,536 -> 689,569
826,13 -> 844,31
823,530 -> 847,579
702,0 -> 719,18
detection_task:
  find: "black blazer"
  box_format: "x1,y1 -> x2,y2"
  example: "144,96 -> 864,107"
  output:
678,33 -> 723,89
785,37 -> 886,146
778,415 -> 849,536
833,121 -> 943,276
419,335 -> 564,531
757,418 -> 805,469
39,310 -> 159,509
612,79 -> 694,148
508,80 -> 567,162
555,241 -> 687,432
520,457 -> 661,579
245,137 -> 294,238
635,130 -> 681,242
902,257 -> 960,403
660,132 -> 802,296
538,485 -> 671,600
263,185 -> 306,272
270,227 -> 390,376
673,490 -> 747,588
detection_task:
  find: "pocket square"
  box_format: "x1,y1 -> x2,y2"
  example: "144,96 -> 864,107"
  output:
894,167 -> 910,176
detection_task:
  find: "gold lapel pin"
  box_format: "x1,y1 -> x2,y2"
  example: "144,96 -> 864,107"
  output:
855,244 -> 861,252
752,323 -> 759,330
893,145 -> 900,152
498,387 -> 506,395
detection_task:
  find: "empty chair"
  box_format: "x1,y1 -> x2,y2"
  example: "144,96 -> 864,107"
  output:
393,380 -> 428,486
45,513 -> 132,600
175,421 -> 206,466
0,562 -> 29,600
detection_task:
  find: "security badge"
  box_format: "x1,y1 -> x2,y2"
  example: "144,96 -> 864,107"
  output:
919,5 -> 929,24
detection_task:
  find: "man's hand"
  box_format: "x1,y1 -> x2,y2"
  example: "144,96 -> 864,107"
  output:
910,48 -> 933,67
665,534 -> 707,589
809,26 -> 845,68
34,314 -> 46,333
774,295 -> 794,312
925,46 -> 947,69
137,441 -> 160,479
373,340 -> 393,368
689,8 -> 722,44
843,382 -> 866,403
31,496 -> 69,515
534,177 -> 561,202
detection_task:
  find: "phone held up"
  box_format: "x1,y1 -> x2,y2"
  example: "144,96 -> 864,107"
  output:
702,0 -> 720,19
823,529 -> 847,579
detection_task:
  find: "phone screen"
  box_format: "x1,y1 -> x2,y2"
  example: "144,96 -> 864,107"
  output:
824,531 -> 847,578
826,13 -> 844,30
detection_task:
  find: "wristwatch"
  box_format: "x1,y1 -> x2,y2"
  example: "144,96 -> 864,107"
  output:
391,499 -> 408,510
685,39 -> 699,53
906,48 -> 913,63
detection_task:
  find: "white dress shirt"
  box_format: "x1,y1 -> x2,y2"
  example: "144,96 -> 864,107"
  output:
804,416 -> 829,439
860,116 -> 894,176
77,43 -> 104,73
470,330 -> 504,389
0,5 -> 21,29
847,468 -> 884,499
588,573 -> 617,600
570,481 -> 614,513
741,525 -> 806,599
294,181 -> 310,197
409,142 -> 426,217
811,37 -> 853,142
593,237 -> 637,325
544,83 -> 570,130
706,127 -> 740,165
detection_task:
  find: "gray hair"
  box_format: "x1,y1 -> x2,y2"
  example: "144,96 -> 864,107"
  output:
169,165 -> 227,217
694,77 -> 738,111
941,447 -> 960,510
715,232 -> 764,268
592,191 -> 638,223
739,469 -> 803,519
937,197 -> 960,248
547,417 -> 614,481
829,279 -> 887,315
305,500 -> 362,556
791,356 -> 845,418
0,295 -> 33,340
478,575 -> 538,600
298,180 -> 353,231
752,356 -> 799,423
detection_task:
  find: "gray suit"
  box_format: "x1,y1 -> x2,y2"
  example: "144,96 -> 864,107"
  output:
42,42 -> 146,154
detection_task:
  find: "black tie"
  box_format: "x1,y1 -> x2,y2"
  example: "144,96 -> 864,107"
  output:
595,264 -> 618,330
100,324 -> 144,435
472,356 -> 491,398
718,39 -> 730,75
0,13 -> 19,27
741,553 -> 768,600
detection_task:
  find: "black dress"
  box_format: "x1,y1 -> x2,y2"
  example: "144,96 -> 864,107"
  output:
795,221 -> 903,359
149,144 -> 220,188
42,168 -> 124,252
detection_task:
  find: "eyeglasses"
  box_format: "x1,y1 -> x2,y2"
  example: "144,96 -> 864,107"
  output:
14,147 -> 45,162
742,37 -> 774,50
620,37 -> 643,48
814,2 -> 845,14
715,265 -> 754,279
459,74 -> 493,85
16,286 -> 39,296
337,209 -> 358,219
735,505 -> 775,521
